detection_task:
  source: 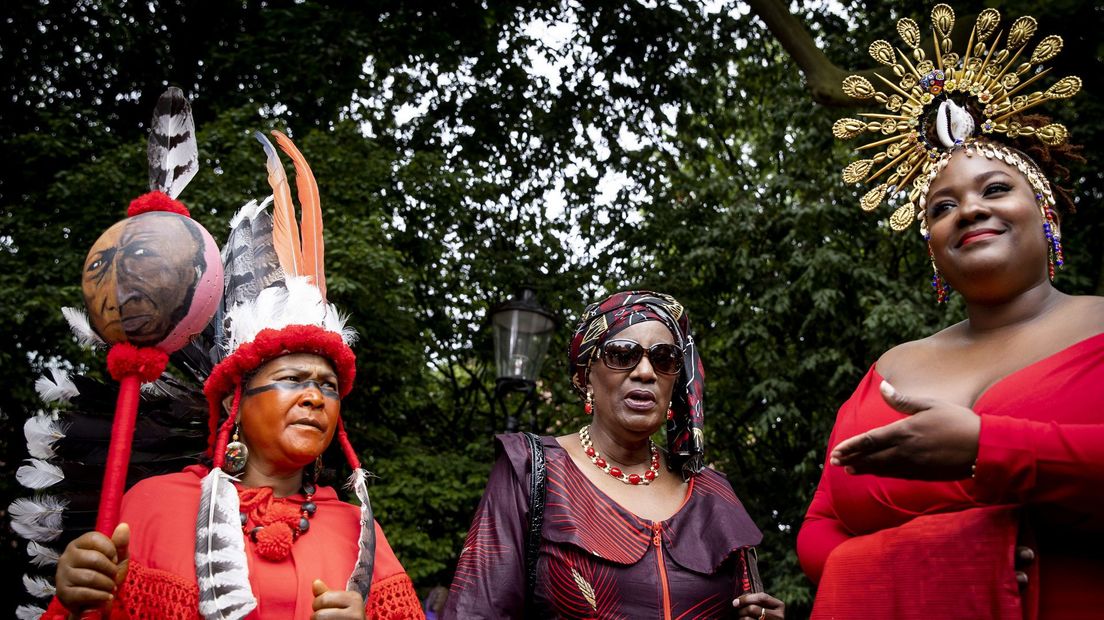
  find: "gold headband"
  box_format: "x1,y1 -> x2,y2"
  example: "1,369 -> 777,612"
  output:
833,4 -> 1080,233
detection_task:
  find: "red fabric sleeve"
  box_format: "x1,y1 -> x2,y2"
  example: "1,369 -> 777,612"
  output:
442,434 -> 530,619
366,572 -> 424,620
796,467 -> 852,585
973,414 -> 1104,511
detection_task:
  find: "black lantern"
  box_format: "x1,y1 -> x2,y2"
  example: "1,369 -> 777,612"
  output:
491,287 -> 556,432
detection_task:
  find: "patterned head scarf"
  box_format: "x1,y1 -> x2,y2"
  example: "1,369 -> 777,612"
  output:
568,290 -> 705,479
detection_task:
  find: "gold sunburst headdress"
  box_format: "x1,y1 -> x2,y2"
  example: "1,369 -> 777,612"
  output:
833,4 -> 1081,235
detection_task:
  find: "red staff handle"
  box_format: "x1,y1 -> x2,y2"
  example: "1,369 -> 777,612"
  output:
95,344 -> 169,535
94,374 -> 141,536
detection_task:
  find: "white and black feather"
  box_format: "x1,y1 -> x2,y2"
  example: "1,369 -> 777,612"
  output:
345,468 -> 375,600
195,468 -> 256,620
148,87 -> 199,198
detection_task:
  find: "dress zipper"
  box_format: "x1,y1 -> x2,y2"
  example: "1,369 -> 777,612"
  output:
652,522 -> 672,620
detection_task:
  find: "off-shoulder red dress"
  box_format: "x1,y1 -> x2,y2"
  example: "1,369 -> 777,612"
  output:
798,333 -> 1104,620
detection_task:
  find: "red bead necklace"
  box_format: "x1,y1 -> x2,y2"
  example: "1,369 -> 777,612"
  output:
579,424 -> 660,485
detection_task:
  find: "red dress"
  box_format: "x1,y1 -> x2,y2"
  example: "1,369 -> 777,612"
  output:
798,333 -> 1104,620
43,465 -> 423,619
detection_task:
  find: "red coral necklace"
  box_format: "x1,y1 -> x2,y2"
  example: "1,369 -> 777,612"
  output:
579,424 -> 660,485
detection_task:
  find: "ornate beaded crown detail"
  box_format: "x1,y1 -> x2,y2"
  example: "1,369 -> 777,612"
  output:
833,4 -> 1080,232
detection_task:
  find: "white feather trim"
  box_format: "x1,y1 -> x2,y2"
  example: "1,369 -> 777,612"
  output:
22,574 -> 55,599
195,468 -> 256,620
9,496 -> 67,542
61,307 -> 105,349
27,541 -> 60,567
16,604 -> 46,620
24,414 -> 67,460
16,459 -> 64,490
34,367 -> 79,404
228,196 -> 273,230
224,275 -> 357,354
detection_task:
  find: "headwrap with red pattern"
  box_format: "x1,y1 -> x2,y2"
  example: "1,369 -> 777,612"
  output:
568,290 -> 705,479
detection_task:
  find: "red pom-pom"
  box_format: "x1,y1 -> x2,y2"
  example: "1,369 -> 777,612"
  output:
266,501 -> 301,524
127,191 -> 190,217
106,343 -> 169,383
255,522 -> 294,561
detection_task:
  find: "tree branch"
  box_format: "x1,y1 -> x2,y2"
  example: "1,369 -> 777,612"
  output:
745,0 -> 972,107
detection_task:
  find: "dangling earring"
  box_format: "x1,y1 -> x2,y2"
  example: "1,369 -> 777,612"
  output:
1042,200 -> 1064,280
312,455 -> 323,486
926,238 -> 951,303
666,407 -> 674,421
584,389 -> 594,415
224,424 -> 248,473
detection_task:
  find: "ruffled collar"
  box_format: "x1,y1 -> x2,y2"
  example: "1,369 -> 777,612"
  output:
538,436 -> 762,574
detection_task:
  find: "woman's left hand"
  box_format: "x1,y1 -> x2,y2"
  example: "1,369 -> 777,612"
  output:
310,579 -> 366,620
830,380 -> 980,480
733,592 -> 785,618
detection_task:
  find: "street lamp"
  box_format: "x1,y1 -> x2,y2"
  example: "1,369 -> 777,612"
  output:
491,287 -> 556,432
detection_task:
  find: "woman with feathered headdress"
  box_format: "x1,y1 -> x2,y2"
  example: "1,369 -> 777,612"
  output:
30,95 -> 422,619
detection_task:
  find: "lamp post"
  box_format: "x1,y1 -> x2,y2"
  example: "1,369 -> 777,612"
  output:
491,287 -> 556,432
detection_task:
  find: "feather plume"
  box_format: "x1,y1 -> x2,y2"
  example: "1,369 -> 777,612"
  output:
61,307 -> 105,349
22,574 -> 55,599
224,276 -> 355,353
222,196 -> 280,314
148,87 -> 199,198
9,496 -> 67,542
195,468 -> 256,620
344,468 -> 376,599
255,131 -> 302,278
16,604 -> 46,620
27,541 -> 60,567
16,459 -> 64,490
271,130 -> 325,299
24,414 -> 68,460
35,368 -> 79,405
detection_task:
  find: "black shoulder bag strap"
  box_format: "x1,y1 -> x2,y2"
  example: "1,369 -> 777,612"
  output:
521,432 -> 547,616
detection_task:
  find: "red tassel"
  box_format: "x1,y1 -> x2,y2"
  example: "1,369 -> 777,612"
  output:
336,417 -> 360,470
127,190 -> 190,217
106,343 -> 169,383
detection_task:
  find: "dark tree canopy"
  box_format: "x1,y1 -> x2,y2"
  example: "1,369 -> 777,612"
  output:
2,1 -> 1100,616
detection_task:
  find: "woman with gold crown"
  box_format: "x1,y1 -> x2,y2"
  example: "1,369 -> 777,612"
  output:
36,117 -> 423,618
797,5 -> 1102,619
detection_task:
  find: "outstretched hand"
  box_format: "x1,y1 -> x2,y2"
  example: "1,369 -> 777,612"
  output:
311,579 -> 365,620
829,381 -> 980,480
55,523 -> 130,614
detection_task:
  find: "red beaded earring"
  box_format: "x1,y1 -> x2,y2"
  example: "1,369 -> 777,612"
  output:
666,407 -> 674,421
584,389 -> 594,415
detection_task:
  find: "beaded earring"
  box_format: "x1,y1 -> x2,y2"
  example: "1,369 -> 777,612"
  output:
224,424 -> 248,473
1041,198 -> 1065,280
666,407 -> 674,421
584,389 -> 594,415
925,238 -> 952,304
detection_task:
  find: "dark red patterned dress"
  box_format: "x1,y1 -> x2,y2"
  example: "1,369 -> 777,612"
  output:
445,434 -> 763,619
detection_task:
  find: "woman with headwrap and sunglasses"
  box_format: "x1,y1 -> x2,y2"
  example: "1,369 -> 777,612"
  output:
444,291 -> 785,619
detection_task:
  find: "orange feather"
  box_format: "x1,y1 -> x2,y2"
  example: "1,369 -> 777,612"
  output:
271,130 -> 325,299
255,131 -> 303,279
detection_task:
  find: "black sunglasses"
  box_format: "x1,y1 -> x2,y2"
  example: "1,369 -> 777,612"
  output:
600,339 -> 683,375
